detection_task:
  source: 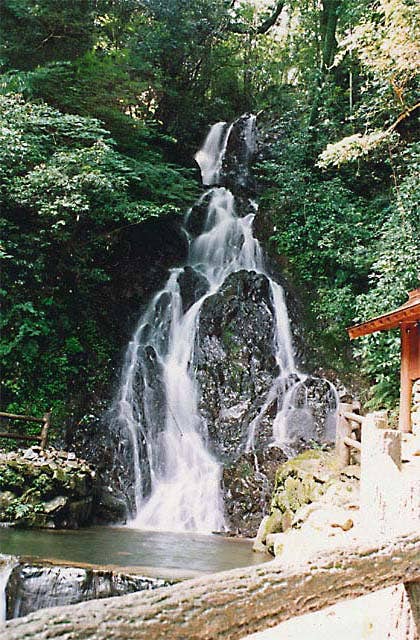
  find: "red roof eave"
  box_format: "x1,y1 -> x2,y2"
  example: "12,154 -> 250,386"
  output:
347,289 -> 420,340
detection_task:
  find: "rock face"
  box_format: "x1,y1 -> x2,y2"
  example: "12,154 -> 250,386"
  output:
254,449 -> 360,555
222,447 -> 287,537
220,113 -> 257,193
196,270 -> 279,461
0,448 -> 95,528
66,417 -> 133,523
5,563 -> 168,620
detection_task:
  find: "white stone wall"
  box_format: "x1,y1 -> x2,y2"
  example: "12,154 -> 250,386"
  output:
412,379 -> 420,436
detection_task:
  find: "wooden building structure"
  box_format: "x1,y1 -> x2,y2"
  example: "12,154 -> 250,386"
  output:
347,288 -> 420,432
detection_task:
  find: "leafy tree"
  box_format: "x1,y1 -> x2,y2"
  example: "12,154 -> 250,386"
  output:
0,0 -> 98,69
0,95 -> 196,426
317,0 -> 419,408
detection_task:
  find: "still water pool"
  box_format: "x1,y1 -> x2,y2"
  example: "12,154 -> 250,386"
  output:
0,526 -> 269,576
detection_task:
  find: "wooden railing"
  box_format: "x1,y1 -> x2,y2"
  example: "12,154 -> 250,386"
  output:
0,411 -> 51,450
335,402 -> 364,467
2,409 -> 419,639
335,402 -> 393,467
2,532 -> 419,639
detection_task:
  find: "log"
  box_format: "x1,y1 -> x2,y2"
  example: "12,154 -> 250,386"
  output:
3,531 -> 420,640
404,582 -> 420,639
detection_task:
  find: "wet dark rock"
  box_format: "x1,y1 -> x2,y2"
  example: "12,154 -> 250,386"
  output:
184,192 -> 213,237
6,564 -> 169,619
222,447 -> 287,537
220,114 -> 257,194
177,267 -> 208,313
295,376 -> 337,444
196,269 -> 279,462
66,417 -> 132,523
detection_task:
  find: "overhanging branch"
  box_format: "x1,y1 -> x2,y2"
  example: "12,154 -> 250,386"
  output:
228,0 -> 286,35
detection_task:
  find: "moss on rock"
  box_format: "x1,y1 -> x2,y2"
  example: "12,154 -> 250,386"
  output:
261,450 -> 359,540
0,447 -> 95,529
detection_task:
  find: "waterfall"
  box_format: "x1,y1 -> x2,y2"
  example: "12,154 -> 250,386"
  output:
0,556 -> 15,623
113,116 -> 336,533
194,122 -> 232,186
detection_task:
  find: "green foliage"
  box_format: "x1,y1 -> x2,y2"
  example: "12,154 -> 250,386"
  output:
256,111 -> 382,372
0,0 -> 418,426
353,143 -> 420,408
0,0 -> 98,69
0,94 -> 196,426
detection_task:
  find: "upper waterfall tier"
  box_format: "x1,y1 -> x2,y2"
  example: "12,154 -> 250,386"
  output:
194,115 -> 257,192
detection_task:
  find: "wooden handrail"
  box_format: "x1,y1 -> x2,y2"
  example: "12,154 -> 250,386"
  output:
0,411 -> 45,424
3,531 -> 419,639
335,404 -> 388,466
0,433 -> 41,442
0,411 -> 51,450
343,436 -> 362,450
343,411 -> 364,425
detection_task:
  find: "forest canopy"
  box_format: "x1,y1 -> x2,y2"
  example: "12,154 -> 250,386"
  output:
0,0 -> 419,431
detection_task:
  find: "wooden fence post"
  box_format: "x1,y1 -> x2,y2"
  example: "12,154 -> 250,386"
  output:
336,402 -> 363,468
40,412 -> 51,450
336,403 -> 354,467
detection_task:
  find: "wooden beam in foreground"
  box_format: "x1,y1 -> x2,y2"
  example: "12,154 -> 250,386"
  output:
3,531 -> 420,640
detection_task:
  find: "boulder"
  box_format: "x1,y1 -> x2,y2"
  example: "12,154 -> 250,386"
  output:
220,114 -> 257,193
253,449 -> 361,555
222,447 -> 286,537
177,266 -> 208,313
5,563 -> 169,620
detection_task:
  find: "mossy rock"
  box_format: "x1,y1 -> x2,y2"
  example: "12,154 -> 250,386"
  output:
0,465 -> 26,491
270,450 -> 337,518
274,449 -> 337,486
0,450 -> 95,529
263,510 -> 283,537
0,490 -> 16,515
21,488 -> 43,505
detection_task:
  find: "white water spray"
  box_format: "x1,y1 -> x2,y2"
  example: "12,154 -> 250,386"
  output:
194,122 -> 232,186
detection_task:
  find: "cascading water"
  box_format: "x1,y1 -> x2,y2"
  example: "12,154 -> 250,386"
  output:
0,556 -> 15,623
114,116 -> 337,533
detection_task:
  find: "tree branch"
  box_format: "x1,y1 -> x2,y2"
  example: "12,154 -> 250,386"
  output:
386,101 -> 420,134
228,1 -> 286,35
256,0 -> 286,34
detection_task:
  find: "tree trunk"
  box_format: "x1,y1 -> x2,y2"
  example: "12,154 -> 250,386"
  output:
309,0 -> 342,127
